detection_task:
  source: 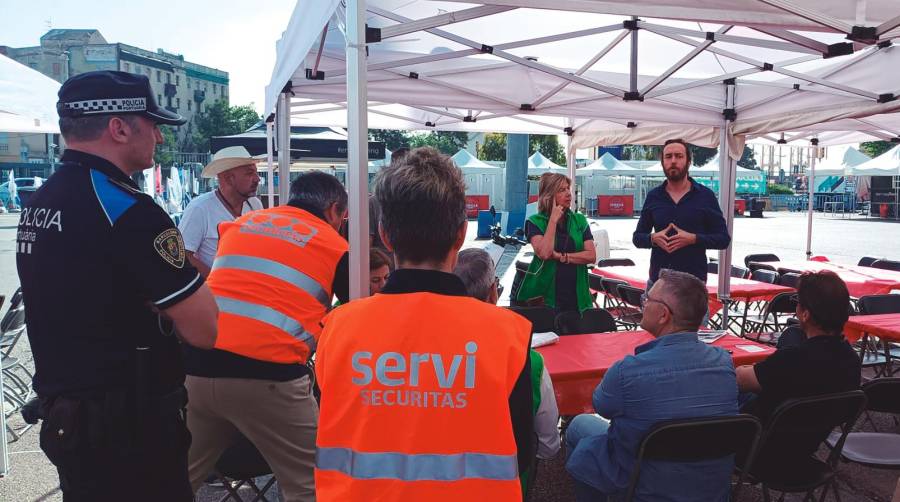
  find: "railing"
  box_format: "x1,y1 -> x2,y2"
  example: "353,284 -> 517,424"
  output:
765,193 -> 859,213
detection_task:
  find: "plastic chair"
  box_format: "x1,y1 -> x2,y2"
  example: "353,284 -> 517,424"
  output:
625,415 -> 762,502
212,434 -> 277,502
596,258 -> 635,268
742,391 -> 867,502
871,259 -> 900,272
554,308 -> 617,336
744,254 -> 780,268
506,306 -> 557,333
826,378 -> 900,469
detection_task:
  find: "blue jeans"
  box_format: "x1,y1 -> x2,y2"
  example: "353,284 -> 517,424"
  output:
566,415 -> 612,502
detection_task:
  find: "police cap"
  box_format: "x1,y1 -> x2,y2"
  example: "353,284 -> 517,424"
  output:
57,70 -> 186,126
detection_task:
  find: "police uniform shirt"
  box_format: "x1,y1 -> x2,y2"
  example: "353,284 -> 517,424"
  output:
16,149 -> 204,398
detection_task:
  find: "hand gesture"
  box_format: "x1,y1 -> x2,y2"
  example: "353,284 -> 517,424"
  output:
549,199 -> 565,224
666,224 -> 697,252
651,223 -> 674,250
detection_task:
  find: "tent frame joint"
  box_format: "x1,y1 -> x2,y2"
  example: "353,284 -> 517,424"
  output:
564,127 -> 574,136
305,69 -> 325,80
480,44 -> 494,54
878,40 -> 893,49
425,121 -> 435,127
722,108 -> 737,121
723,77 -> 736,85
463,115 -> 476,123
623,19 -> 639,30
878,93 -> 897,104
824,42 -> 854,59
408,72 -> 419,79
626,121 -> 637,128
520,103 -> 535,111
762,63 -> 774,71
623,91 -> 643,101
365,25 -> 382,44
847,26 -> 878,45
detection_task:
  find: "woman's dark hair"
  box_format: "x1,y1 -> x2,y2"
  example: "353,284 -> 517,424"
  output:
370,247 -> 392,271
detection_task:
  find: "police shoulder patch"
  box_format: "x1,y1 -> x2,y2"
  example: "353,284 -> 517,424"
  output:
153,228 -> 185,268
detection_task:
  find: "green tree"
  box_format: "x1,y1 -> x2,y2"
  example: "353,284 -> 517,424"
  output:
369,129 -> 412,151
154,126 -> 178,166
475,133 -> 566,165
478,133 -> 507,161
860,141 -> 893,158
192,100 -> 262,152
737,146 -> 758,169
690,145 -> 717,166
408,131 -> 469,155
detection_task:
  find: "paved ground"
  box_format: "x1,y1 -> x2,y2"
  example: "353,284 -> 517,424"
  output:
1,210 -> 899,501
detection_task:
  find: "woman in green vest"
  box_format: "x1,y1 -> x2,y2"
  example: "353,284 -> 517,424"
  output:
517,172 -> 595,313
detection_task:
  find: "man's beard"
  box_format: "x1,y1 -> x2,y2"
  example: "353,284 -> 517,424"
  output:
665,166 -> 688,182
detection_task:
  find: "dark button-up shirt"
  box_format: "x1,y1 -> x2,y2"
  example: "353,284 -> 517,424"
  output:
566,332 -> 739,501
16,150 -> 203,397
633,178 -> 731,282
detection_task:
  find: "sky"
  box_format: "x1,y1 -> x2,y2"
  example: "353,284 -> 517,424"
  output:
0,0 -> 297,114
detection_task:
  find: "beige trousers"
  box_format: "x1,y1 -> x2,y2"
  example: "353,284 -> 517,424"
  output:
185,375 -> 317,502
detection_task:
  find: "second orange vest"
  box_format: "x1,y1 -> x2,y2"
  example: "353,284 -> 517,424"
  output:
207,205 -> 347,364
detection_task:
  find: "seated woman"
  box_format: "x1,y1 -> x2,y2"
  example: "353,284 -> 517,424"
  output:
517,172 -> 595,314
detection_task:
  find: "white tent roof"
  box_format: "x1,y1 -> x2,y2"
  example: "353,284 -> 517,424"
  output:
0,54 -> 60,134
451,149 -> 497,168
851,144 -> 900,176
803,145 -> 870,175
580,152 -> 645,176
528,151 -> 563,170
269,1 -> 900,154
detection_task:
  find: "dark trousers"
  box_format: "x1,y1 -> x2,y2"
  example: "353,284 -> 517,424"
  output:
39,393 -> 193,502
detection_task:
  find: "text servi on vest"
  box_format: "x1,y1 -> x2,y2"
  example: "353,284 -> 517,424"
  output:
351,341 -> 480,409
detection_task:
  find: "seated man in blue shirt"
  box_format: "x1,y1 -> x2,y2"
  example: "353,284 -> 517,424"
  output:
566,269 -> 738,502
632,139 -> 731,285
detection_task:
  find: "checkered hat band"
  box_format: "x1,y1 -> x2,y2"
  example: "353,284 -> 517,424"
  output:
63,97 -> 147,114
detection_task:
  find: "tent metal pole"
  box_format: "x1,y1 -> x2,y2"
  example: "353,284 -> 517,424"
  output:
276,92 -> 291,206
265,121 -> 275,208
717,80 -> 737,328
347,0 -> 370,300
755,0 -> 853,34
379,5 -> 515,40
805,139 -> 818,259
629,16 -> 639,95
567,119 -> 577,208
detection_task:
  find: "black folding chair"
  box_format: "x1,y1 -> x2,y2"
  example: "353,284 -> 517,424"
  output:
748,261 -> 778,273
871,259 -> 900,272
750,269 -> 778,284
777,272 -> 802,289
599,277 -> 630,311
508,260 -> 531,307
506,306 -> 557,333
615,285 -> 645,329
588,273 -> 605,308
742,391 -> 867,502
708,262 -> 719,275
858,294 -> 900,315
212,434 -> 277,502
596,258 -> 635,267
743,292 -> 797,343
857,256 -> 880,267
624,414 -> 762,502
554,308 -> 616,335
826,378 -> 900,469
745,254 -> 781,268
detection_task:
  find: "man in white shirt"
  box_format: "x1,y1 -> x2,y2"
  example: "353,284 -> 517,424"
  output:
179,146 -> 262,277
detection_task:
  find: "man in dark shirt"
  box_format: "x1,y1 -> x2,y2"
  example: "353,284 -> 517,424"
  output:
736,271 -> 860,472
633,139 -> 731,283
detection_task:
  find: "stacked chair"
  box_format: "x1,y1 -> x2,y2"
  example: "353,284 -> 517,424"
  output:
2,288 -> 34,441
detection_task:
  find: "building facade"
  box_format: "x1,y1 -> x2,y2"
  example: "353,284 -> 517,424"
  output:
1,29 -> 229,147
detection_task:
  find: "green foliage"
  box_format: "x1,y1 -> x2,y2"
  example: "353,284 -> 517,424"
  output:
369,129 -> 410,151
690,145 -> 717,166
154,126 -> 178,167
859,141 -> 893,159
478,133 -> 507,161
475,133 -> 565,165
191,100 -> 262,152
407,131 -> 470,155
768,183 -> 794,195
737,146 -> 758,169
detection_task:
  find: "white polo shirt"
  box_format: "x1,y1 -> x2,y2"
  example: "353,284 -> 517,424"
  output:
178,191 -> 263,268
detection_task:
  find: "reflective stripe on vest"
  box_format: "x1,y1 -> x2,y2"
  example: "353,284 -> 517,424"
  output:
316,447 -> 518,482
215,296 -> 317,352
212,254 -> 331,309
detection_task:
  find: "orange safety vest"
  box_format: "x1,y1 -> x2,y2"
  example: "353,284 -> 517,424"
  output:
315,293 -> 531,501
207,206 -> 348,365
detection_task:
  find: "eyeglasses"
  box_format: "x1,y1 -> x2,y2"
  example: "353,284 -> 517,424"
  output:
640,292 -> 673,313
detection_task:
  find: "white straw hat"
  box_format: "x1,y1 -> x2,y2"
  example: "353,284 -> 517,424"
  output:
201,146 -> 261,178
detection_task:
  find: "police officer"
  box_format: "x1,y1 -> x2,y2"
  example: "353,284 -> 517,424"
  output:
16,71 -> 218,502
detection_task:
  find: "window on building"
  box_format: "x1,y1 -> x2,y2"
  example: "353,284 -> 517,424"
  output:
123,62 -> 130,72
187,78 -> 192,89
156,70 -> 161,82
52,63 -> 60,75
158,94 -> 163,104
166,73 -> 171,84
176,98 -> 180,109
176,75 -> 180,86
188,100 -> 192,111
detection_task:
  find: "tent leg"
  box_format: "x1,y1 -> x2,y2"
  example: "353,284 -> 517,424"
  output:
276,92 -> 291,206
347,0 -> 370,300
805,139 -> 818,260
717,80 -> 737,324
265,121 -> 275,209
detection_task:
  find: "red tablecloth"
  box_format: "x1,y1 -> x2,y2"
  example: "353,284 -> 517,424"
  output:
536,331 -> 776,415
592,267 -> 793,302
844,314 -> 900,343
772,261 -> 900,298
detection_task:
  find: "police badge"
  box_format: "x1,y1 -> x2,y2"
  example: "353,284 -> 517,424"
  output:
153,228 -> 186,268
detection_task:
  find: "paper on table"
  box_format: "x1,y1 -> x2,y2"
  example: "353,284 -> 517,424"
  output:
736,344 -> 768,353
532,332 -> 559,348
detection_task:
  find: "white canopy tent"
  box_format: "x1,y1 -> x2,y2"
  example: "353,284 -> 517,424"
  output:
803,144 -> 870,176
580,152 -> 645,176
452,149 -> 497,170
528,151 -> 563,171
852,144 -> 900,176
266,0 -> 900,302
0,54 -> 60,134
